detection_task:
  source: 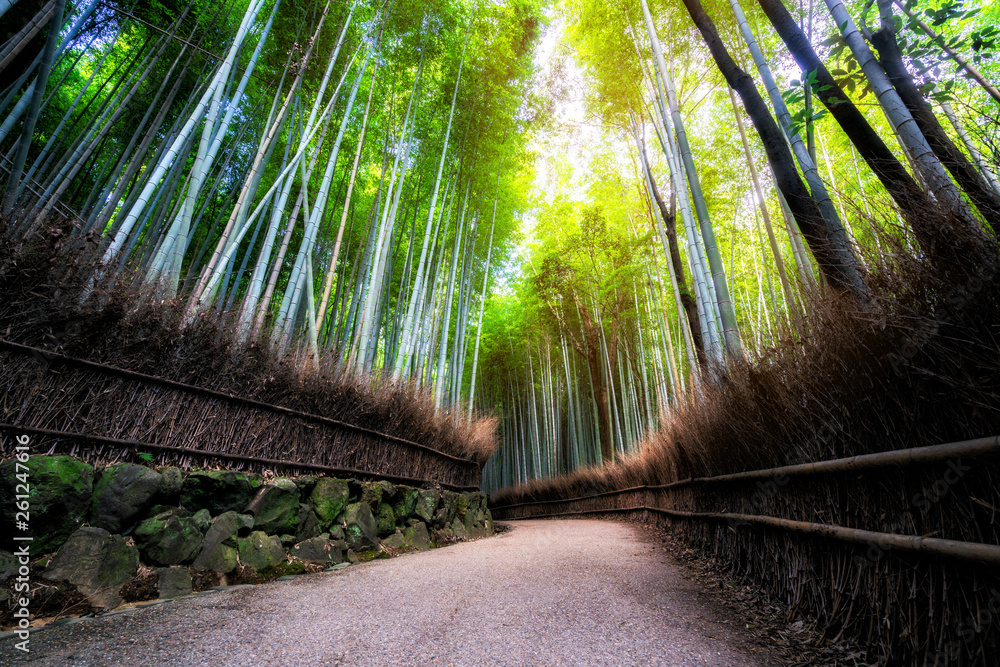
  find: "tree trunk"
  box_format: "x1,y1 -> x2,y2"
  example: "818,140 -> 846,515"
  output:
680,0 -> 867,298
727,87 -> 803,332
755,0 -> 972,264
728,0 -> 848,271
586,331 -> 614,463
643,144 -> 706,366
640,0 -> 742,364
2,0 -> 65,217
393,26 -> 471,378
869,13 -> 1000,232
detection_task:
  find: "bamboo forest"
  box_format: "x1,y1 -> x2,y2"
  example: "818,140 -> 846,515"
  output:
2,0 -> 1000,664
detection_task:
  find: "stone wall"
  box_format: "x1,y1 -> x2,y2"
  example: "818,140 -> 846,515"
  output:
0,455 -> 493,624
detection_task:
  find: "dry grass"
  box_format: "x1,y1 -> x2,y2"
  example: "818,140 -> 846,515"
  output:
0,220 -> 497,486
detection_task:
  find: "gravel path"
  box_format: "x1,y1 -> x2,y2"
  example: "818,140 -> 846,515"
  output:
2,519 -> 770,666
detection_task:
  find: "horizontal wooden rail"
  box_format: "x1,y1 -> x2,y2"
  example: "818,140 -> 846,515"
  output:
491,434 -> 1000,510
0,338 -> 479,466
506,506 -> 1000,567
0,423 -> 480,491
652,435 -> 1000,488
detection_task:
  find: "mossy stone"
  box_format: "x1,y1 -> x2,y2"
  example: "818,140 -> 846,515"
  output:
180,471 -> 255,514
90,463 -> 162,534
402,521 -> 431,551
431,525 -> 453,544
0,455 -> 93,552
295,504 -> 321,542
432,506 -> 450,529
194,543 -> 238,574
462,492 -> 485,517
293,476 -> 319,497
192,509 -> 212,533
360,481 -> 384,508
0,550 -> 18,581
134,510 -> 203,566
393,486 -> 420,521
414,489 -> 439,523
237,531 -> 285,571
146,503 -> 175,518
276,560 -> 306,577
376,503 -> 396,536
451,517 -> 469,541
292,536 -> 343,565
441,491 -> 464,521
157,467 -> 184,499
464,508 -> 485,539
342,502 -> 378,551
310,478 -> 349,528
381,532 -> 406,549
46,527 -> 139,610
99,533 -> 139,579
192,511 -> 242,573
237,513 -> 254,536
244,478 -> 300,535
156,566 -> 192,599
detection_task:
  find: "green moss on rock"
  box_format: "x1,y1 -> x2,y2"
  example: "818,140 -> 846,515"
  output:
376,503 -> 396,536
295,504 -> 321,541
293,475 -> 319,495
310,478 -> 349,528
402,521 -> 431,551
342,502 -> 378,550
292,536 -> 343,565
451,517 -> 469,541
45,527 -> 139,610
156,566 -> 192,599
192,509 -> 212,533
180,471 -> 255,514
413,489 -> 439,523
134,510 -> 203,566
245,478 -> 300,535
0,456 -> 93,552
90,463 -> 162,534
192,511 -> 243,573
392,486 -> 419,521
237,531 -> 286,571
360,481 -> 384,508
157,466 -> 184,499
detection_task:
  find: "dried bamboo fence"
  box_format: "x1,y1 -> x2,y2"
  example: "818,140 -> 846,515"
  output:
0,339 -> 482,489
491,436 -> 1000,664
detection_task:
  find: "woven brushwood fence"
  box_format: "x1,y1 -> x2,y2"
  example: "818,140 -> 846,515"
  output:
491,437 -> 1000,665
0,340 -> 482,490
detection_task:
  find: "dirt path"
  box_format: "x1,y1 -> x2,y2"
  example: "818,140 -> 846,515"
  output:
2,519 -> 770,666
